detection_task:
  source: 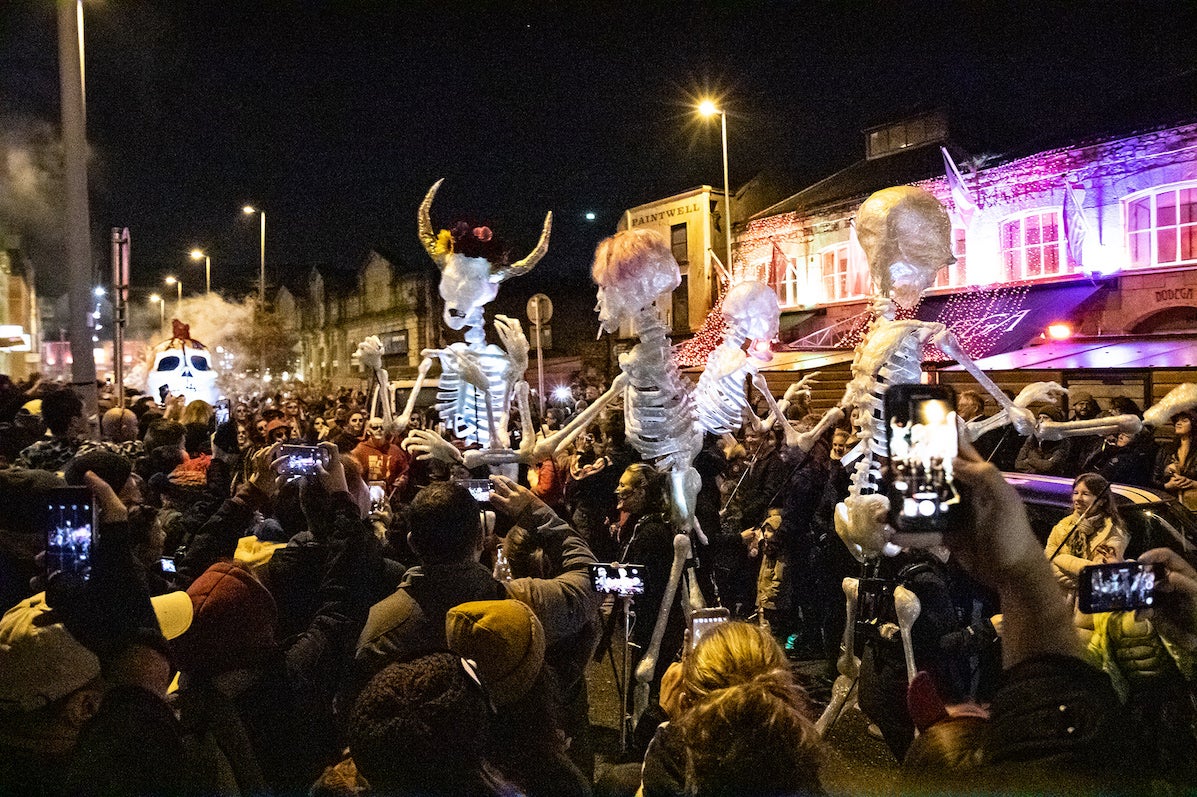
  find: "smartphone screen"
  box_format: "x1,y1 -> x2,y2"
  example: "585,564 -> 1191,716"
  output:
45,487 -> 96,583
1078,561 -> 1163,613
368,482 -> 387,512
588,563 -> 646,596
885,384 -> 960,532
214,399 -> 231,426
454,478 -> 492,503
277,444 -> 327,476
689,607 -> 731,649
160,556 -> 177,574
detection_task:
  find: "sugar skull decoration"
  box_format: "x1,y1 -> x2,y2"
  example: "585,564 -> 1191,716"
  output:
145,320 -> 219,405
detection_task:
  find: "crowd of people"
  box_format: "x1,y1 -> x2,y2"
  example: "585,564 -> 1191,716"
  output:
0,370 -> 1195,796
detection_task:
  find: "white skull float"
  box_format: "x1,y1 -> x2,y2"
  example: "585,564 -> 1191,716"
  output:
145,320 -> 219,405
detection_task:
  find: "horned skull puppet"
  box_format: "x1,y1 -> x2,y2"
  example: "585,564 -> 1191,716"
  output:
395,180 -> 550,454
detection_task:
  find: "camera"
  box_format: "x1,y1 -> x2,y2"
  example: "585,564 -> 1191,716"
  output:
454,478 -> 492,503
589,563 -> 646,597
689,607 -> 731,649
44,486 -> 97,583
277,444 -> 328,477
1078,561 -> 1164,614
884,384 -> 961,532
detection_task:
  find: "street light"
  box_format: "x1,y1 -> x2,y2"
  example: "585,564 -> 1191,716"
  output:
698,99 -> 734,282
242,206 -> 266,308
148,293 -> 164,330
164,275 -> 182,318
189,248 -> 211,295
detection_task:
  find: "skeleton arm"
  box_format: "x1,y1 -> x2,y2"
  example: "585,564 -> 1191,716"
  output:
395,355 -> 435,434
521,374 -> 629,464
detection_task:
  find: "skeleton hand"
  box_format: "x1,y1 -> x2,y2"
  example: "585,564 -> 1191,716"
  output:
783,372 -> 819,404
356,336 -> 384,372
401,428 -> 463,464
494,315 -> 529,377
1007,405 -> 1037,437
834,493 -> 891,563
1013,381 -> 1067,408
1144,383 -> 1197,428
782,406 -> 844,452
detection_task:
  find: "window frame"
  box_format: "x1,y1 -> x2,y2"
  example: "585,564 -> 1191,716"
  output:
999,209 -> 1065,281
1123,181 -> 1197,269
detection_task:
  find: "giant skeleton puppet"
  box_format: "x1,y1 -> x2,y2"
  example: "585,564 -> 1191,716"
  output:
814,185 -> 1151,736
145,320 -> 219,405
694,280 -> 843,449
393,180 -> 550,466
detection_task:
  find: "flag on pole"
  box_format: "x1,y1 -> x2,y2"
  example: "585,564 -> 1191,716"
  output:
1062,181 -> 1088,270
940,146 -> 976,229
768,241 -> 787,289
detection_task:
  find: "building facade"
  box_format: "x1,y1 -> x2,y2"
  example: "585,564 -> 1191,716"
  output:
0,235 -> 39,380
278,249 -> 439,390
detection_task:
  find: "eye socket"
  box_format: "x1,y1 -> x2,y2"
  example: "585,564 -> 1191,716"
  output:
190,356 -> 209,371
156,355 -> 180,371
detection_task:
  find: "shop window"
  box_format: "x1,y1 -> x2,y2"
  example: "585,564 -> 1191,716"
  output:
935,228 -> 969,288
1125,183 -> 1197,268
671,223 -> 688,270
1000,210 -> 1063,281
819,242 -> 851,302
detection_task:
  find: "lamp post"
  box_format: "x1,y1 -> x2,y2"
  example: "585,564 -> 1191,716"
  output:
242,206 -> 266,308
698,100 -> 733,281
149,293 -> 164,331
189,248 -> 211,295
164,275 -> 182,318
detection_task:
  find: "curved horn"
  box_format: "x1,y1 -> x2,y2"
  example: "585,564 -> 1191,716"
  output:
494,211 -> 552,282
418,178 -> 446,266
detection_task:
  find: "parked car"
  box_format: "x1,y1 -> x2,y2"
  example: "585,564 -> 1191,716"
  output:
1003,472 -> 1197,563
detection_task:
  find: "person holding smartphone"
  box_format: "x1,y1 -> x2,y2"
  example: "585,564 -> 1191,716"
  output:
1044,473 -> 1129,605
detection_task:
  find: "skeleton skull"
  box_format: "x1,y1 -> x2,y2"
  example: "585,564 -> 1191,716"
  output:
144,322 -> 218,405
856,186 -> 955,309
367,417 -> 387,443
439,255 -> 501,330
721,281 -> 780,346
592,229 -> 681,334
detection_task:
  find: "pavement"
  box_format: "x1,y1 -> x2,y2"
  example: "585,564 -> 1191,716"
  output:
587,638 -> 900,796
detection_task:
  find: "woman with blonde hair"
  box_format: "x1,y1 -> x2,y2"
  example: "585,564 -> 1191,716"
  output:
642,621 -> 823,797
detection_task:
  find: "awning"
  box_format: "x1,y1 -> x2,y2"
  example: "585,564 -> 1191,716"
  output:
916,281 -> 1102,357
942,337 -> 1197,371
682,347 -> 856,375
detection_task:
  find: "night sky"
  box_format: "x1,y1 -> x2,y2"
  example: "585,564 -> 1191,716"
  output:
1,1 -> 1195,303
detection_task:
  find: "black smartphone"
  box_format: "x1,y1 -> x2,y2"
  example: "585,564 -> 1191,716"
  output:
454,478 -> 492,503
588,563 -> 646,596
1078,561 -> 1164,614
214,399 -> 231,426
159,556 -> 177,574
884,383 -> 961,533
689,607 -> 731,649
44,486 -> 97,583
277,444 -> 328,476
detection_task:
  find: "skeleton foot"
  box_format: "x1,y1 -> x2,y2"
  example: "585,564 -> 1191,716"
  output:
893,585 -> 922,686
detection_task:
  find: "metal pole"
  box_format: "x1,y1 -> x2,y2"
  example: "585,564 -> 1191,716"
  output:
205,254 -> 211,295
258,212 -> 266,307
110,228 -> 129,407
58,0 -> 98,433
720,111 -> 733,281
158,301 -> 164,331
176,280 -> 182,317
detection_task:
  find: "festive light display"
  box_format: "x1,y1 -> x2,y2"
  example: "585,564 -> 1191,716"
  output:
673,277 -> 729,368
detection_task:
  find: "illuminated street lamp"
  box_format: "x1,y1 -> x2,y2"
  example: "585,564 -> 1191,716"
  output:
242,205 -> 266,308
189,248 -> 211,295
148,293 -> 164,330
698,99 -> 733,280
164,275 -> 182,317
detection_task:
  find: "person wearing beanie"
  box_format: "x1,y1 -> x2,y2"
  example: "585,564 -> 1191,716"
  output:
170,443 -> 379,795
347,652 -> 515,797
1014,405 -> 1074,476
446,600 -> 591,797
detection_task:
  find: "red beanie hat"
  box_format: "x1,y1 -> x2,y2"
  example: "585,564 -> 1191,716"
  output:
173,562 -> 278,676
